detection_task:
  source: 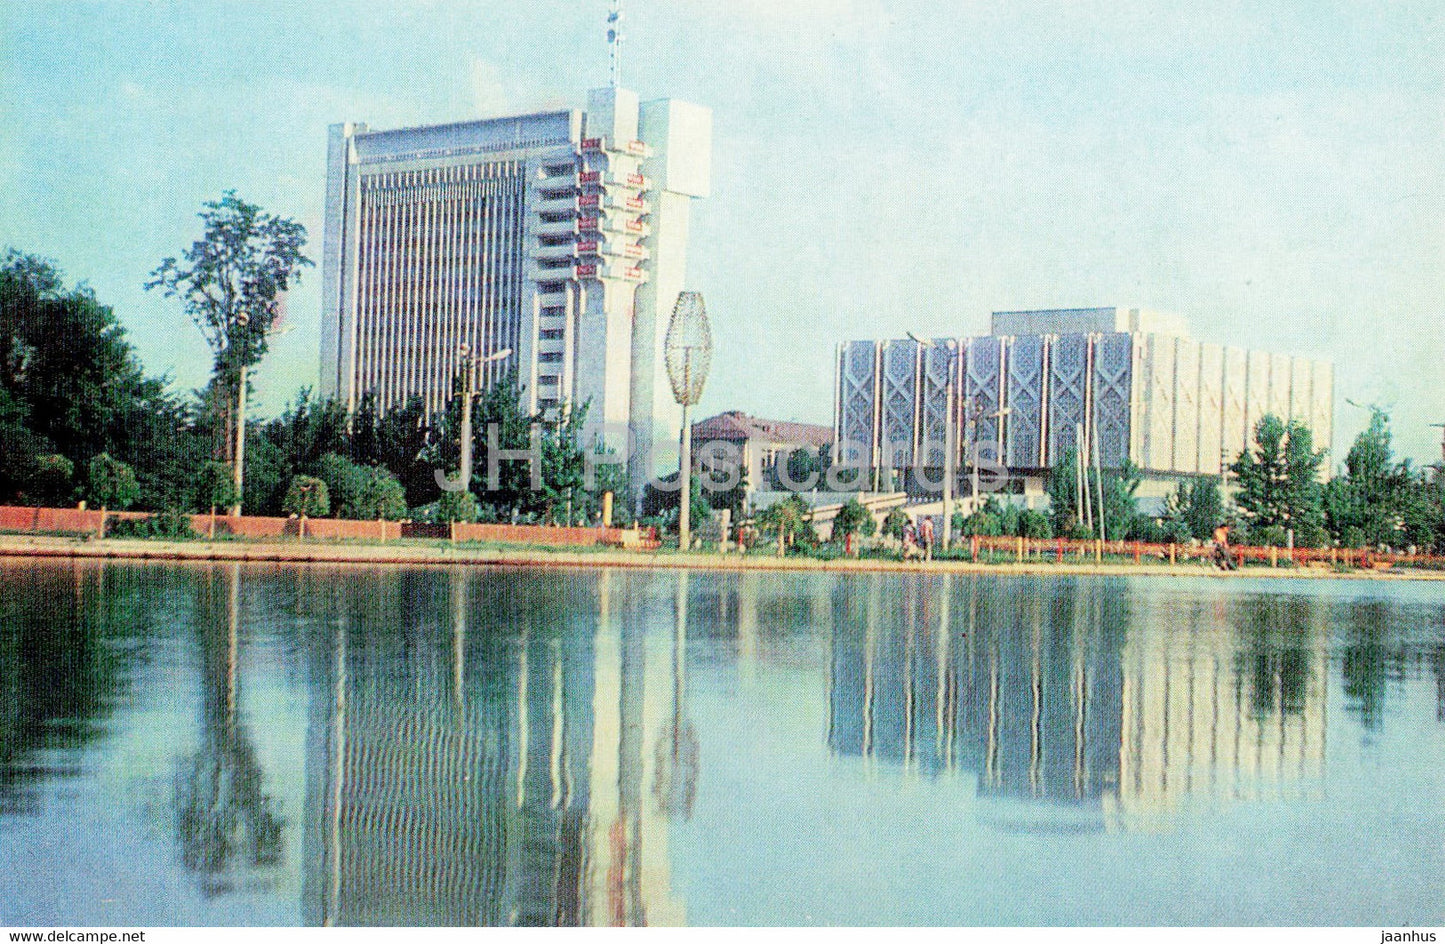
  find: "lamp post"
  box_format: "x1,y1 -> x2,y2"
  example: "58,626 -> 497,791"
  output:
965,398 -> 1010,517
453,346 -> 513,495
665,292 -> 713,553
908,333 -> 960,549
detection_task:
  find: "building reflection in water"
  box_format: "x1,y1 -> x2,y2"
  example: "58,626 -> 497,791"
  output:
827,576 -> 1330,823
300,568 -> 685,927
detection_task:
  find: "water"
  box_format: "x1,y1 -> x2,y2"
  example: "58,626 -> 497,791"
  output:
0,560 -> 1442,927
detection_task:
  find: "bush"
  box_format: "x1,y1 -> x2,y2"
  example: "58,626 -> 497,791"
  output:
107,507 -> 196,539
436,489 -> 479,524
881,507 -> 909,540
346,466 -> 407,520
833,497 -> 876,539
282,475 -> 330,518
87,453 -> 139,511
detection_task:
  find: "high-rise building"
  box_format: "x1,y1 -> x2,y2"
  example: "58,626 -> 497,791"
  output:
319,86 -> 711,494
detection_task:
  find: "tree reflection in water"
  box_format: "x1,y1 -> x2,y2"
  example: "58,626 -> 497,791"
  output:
174,564 -> 284,896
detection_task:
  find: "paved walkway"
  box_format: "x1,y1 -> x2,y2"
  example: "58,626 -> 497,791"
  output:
1,534 -> 1442,581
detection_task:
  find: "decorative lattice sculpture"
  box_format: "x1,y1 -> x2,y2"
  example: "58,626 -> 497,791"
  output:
665,291 -> 713,407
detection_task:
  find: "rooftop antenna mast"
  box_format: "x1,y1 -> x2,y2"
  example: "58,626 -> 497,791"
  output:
1432,423 -> 1445,469
607,0 -> 624,88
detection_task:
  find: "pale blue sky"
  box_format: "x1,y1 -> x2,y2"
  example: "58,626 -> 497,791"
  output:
2,1 -> 1442,462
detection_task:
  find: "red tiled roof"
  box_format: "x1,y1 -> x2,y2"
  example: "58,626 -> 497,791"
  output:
691,410 -> 833,447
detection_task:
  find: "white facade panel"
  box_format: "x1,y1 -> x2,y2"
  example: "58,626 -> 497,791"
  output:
1141,335 -> 1176,472
1222,347 -> 1249,460
1289,357 -> 1312,424
1244,349 -> 1271,446
1172,337 -> 1201,473
965,337 -> 1007,463
1268,352 -> 1292,421
837,341 -> 879,469
1197,343 -> 1224,475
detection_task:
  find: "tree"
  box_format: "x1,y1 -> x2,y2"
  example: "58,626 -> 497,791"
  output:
2,250 -> 185,499
1164,477 -> 1224,541
1047,446 -> 1083,537
436,489 -> 479,524
27,454 -> 75,507
832,497 -> 876,539
349,467 -> 407,521
757,494 -> 816,554
146,193 -> 313,514
282,475 -> 329,519
881,506 -> 909,540
315,452 -> 369,519
87,453 -> 139,512
194,461 -> 239,516
1324,407 -> 1424,550
1230,414 -> 1326,546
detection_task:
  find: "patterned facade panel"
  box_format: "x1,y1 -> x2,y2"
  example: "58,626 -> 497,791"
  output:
1221,347 -> 1249,460
1047,334 -> 1089,465
918,341 -> 960,469
1006,335 -> 1047,469
1197,344 -> 1224,475
1309,360 -> 1334,457
1171,337 -> 1201,473
837,341 -> 879,467
880,340 -> 920,469
1141,335 -> 1176,472
1268,352 -> 1292,420
1091,333 -> 1133,468
1289,357 -> 1312,424
964,337 -> 1007,462
1244,349 -> 1271,446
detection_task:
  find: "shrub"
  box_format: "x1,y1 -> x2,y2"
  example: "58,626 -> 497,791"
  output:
282,475 -> 330,518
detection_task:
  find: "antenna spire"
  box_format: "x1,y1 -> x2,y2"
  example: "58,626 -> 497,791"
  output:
607,0 -> 624,88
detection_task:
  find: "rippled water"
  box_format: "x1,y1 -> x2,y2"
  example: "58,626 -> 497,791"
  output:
0,560 -> 1442,926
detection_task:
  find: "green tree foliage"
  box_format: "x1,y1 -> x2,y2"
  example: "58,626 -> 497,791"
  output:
832,497 -> 876,539
282,475 -> 329,519
1047,446 -> 1083,537
641,472 -> 714,533
881,506 -> 909,540
350,394 -> 434,508
194,461 -> 239,515
1323,407 -> 1435,550
757,494 -> 817,551
314,452 -> 369,519
1164,477 -> 1224,541
1230,414 -> 1327,546
436,489 -> 480,524
1,250 -> 204,508
348,467 -> 408,521
146,193 -> 312,406
86,453 -> 139,511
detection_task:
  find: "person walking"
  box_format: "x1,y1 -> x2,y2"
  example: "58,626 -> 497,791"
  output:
919,515 -> 935,561
1212,523 -> 1237,570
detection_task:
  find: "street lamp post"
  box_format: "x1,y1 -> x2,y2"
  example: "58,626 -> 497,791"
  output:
908,333 -> 960,550
665,292 -> 713,553
454,346 -> 513,494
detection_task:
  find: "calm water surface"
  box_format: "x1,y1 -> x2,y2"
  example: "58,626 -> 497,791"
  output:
1,560 -> 1442,926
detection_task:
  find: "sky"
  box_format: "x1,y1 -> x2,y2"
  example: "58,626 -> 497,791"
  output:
2,0 -> 1442,464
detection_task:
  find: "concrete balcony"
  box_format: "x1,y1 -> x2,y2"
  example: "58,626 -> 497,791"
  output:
535,218 -> 578,238
624,139 -> 652,158
574,261 -> 649,283
532,240 -> 575,262
534,174 -> 577,196
529,260 -> 576,282
533,193 -> 577,217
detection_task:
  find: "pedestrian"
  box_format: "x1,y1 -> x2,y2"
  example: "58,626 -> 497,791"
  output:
919,515 -> 935,561
1212,523 -> 1236,571
903,519 -> 920,561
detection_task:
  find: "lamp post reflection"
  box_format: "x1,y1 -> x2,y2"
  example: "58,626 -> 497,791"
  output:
653,573 -> 698,821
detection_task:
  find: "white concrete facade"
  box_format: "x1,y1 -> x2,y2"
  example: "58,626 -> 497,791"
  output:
320,87 -> 710,495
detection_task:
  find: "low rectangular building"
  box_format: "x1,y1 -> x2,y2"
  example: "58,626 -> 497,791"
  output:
835,308 -> 1333,491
